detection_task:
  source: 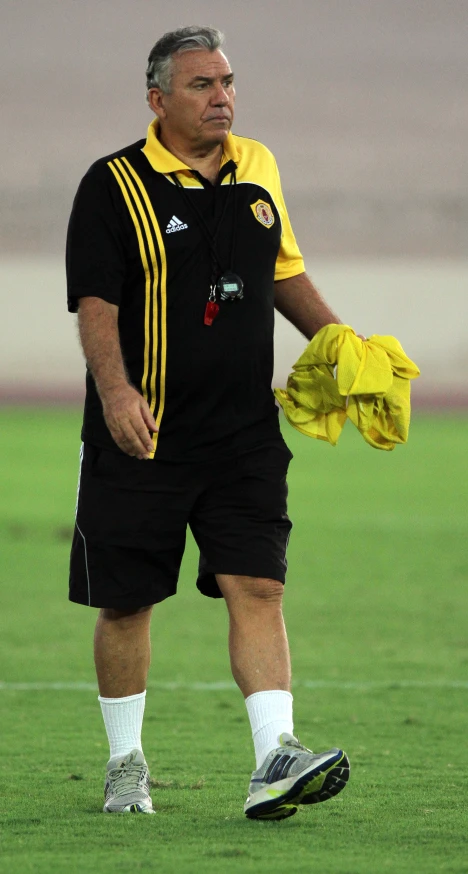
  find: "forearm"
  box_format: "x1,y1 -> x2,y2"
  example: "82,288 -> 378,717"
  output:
77,296 -> 156,459
77,296 -> 129,398
274,272 -> 341,340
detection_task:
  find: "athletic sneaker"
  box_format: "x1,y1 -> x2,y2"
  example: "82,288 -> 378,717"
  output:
244,733 -> 350,820
103,748 -> 155,814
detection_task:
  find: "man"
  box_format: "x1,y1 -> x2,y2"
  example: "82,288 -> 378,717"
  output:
67,25 -> 350,820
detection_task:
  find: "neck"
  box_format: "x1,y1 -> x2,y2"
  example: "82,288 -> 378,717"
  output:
158,128 -> 224,184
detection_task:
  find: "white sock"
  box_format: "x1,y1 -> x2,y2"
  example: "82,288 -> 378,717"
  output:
245,690 -> 294,769
98,691 -> 146,760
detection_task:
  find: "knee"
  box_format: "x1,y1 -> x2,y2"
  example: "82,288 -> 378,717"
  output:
99,605 -> 153,625
249,578 -> 284,604
220,576 -> 284,608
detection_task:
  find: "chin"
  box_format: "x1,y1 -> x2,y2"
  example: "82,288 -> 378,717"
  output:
199,132 -> 228,150
210,128 -> 230,143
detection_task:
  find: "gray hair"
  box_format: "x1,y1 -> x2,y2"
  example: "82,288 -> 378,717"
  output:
146,26 -> 225,97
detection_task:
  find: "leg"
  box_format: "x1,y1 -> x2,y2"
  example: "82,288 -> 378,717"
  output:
216,574 -> 290,697
94,605 -> 153,697
217,573 -> 294,767
94,605 -> 156,814
71,446 -> 195,814
217,574 -> 350,820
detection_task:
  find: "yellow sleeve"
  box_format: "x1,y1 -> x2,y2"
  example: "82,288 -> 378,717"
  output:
272,159 -> 305,281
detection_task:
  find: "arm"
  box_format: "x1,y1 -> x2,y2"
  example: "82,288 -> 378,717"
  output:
78,297 -> 156,459
274,271 -> 341,341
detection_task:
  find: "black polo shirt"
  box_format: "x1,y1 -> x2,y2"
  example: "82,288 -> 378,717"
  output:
67,120 -> 305,461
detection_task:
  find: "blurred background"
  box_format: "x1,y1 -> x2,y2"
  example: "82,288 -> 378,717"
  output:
1,9 -> 467,863
1,0 -> 467,405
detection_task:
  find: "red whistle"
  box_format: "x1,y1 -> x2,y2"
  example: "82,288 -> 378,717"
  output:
204,300 -> 219,326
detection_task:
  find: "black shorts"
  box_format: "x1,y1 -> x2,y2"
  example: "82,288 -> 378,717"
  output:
70,441 -> 293,609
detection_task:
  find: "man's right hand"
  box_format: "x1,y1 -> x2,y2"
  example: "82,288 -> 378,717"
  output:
101,383 -> 157,460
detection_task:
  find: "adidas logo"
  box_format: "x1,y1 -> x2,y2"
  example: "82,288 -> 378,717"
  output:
165,215 -> 188,234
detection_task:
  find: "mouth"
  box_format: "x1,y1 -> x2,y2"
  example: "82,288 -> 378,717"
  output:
204,115 -> 231,124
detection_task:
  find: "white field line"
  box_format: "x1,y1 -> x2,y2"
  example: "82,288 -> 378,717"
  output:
0,680 -> 467,692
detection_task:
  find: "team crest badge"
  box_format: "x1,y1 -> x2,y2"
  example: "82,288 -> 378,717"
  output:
251,200 -> 275,228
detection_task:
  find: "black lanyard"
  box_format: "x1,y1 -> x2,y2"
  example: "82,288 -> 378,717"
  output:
170,165 -> 238,286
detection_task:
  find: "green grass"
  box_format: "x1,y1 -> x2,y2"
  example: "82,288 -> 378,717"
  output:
1,408 -> 467,873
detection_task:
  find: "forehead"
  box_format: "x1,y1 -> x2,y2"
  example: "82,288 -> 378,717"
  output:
171,49 -> 232,81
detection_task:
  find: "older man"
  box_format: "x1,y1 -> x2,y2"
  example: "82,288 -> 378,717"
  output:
67,25 -> 350,820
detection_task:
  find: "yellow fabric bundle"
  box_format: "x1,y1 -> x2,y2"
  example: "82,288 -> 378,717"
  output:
274,324 -> 420,450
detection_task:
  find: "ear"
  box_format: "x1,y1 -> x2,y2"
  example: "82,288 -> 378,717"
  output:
148,88 -> 167,118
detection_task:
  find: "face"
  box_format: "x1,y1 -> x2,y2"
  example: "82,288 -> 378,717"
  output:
148,49 -> 235,151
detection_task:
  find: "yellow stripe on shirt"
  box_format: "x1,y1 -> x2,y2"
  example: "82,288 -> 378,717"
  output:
107,158 -> 163,457
121,157 -> 168,440
107,159 -> 153,407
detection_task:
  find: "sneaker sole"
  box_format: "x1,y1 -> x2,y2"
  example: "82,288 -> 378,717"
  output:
245,750 -> 350,821
103,803 -> 156,814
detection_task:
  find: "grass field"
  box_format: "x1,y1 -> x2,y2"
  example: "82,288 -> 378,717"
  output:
1,408 -> 467,874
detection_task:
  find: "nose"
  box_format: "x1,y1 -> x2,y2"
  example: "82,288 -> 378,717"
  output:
211,82 -> 229,105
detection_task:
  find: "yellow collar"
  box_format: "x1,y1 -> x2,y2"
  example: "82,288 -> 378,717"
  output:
142,118 -> 239,174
